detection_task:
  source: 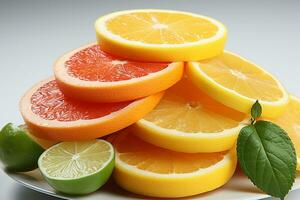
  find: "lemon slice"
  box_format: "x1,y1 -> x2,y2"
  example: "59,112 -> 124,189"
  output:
95,9 -> 227,61
132,77 -> 247,153
270,95 -> 300,170
112,129 -> 237,198
187,51 -> 289,118
38,140 -> 114,195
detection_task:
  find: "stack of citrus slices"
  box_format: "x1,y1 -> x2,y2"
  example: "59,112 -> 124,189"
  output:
1,9 -> 299,198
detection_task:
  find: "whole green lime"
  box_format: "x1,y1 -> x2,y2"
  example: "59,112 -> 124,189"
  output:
0,123 -> 44,172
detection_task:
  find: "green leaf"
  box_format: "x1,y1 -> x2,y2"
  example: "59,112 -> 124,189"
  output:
237,121 -> 296,200
251,100 -> 262,120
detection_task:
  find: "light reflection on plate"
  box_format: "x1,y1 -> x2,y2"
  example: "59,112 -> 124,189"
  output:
4,169 -> 300,200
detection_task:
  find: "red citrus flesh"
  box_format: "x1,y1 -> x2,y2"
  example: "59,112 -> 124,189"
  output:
31,80 -> 132,122
65,45 -> 170,82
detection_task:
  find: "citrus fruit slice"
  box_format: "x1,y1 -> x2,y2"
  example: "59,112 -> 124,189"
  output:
132,77 -> 247,153
54,43 -> 183,102
19,78 -> 163,141
95,9 -> 227,62
112,129 -> 237,198
270,95 -> 300,170
187,51 -> 288,118
19,125 -> 57,149
0,123 -> 44,172
38,140 -> 114,195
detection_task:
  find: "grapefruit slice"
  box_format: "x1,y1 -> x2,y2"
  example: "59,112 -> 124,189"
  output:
54,43 -> 183,102
19,78 -> 163,141
95,9 -> 227,62
111,129 -> 237,198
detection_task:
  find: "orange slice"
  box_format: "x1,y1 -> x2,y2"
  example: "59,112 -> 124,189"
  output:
132,77 -> 247,153
270,95 -> 300,170
54,43 -> 183,102
95,9 -> 227,62
19,78 -> 163,141
111,129 -> 237,198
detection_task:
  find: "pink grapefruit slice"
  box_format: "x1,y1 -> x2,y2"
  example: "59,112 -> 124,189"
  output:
19,78 -> 163,141
54,43 -> 183,102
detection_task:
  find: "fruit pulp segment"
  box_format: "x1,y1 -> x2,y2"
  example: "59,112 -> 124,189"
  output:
30,80 -> 131,122
105,12 -> 218,44
115,133 -> 226,174
39,141 -> 112,179
66,45 -> 170,82
198,53 -> 284,101
144,78 -> 245,133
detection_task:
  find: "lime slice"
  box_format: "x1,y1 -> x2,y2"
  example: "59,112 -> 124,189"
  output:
0,123 -> 44,172
38,140 -> 114,195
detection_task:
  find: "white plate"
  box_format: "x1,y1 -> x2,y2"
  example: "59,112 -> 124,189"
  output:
4,169 -> 300,200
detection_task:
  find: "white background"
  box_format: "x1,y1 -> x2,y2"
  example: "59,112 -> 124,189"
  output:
0,0 -> 300,199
